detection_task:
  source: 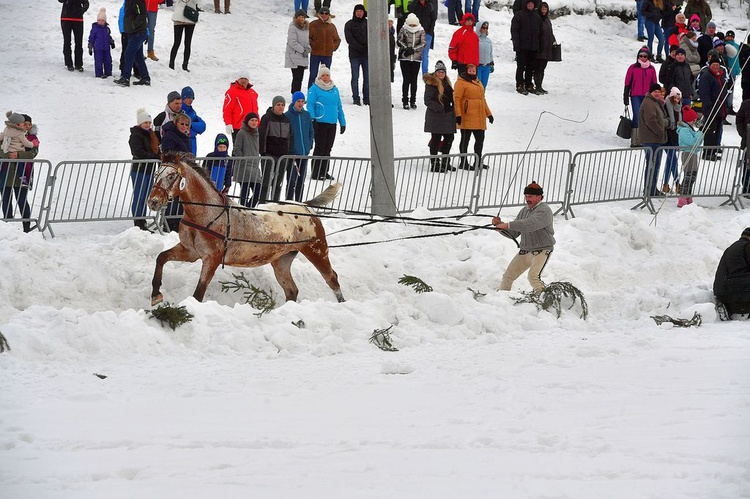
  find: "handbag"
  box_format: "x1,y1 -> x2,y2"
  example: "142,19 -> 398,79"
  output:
550,43 -> 562,62
183,2 -> 199,23
616,106 -> 633,140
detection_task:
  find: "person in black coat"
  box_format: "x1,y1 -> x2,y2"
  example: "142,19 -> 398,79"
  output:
698,57 -> 727,159
128,108 -> 160,230
59,0 -> 90,71
259,96 -> 293,202
534,2 -> 555,94
160,112 -> 191,231
423,60 -> 456,173
736,98 -> 750,194
344,4 -> 369,105
714,227 -> 750,317
510,0 -> 542,94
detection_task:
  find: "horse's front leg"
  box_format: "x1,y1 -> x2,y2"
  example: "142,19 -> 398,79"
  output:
151,243 -> 198,305
193,254 -> 223,302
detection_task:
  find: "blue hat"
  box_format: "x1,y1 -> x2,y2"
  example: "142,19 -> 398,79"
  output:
292,91 -> 306,103
181,86 -> 195,100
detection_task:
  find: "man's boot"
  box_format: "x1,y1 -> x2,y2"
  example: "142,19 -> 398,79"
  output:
213,0 -> 221,13
224,0 -> 231,13
147,50 -> 159,61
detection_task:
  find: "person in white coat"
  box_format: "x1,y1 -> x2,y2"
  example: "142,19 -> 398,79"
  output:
286,9 -> 311,94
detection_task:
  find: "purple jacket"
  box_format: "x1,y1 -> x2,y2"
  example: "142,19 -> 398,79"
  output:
88,22 -> 112,51
624,63 -> 658,97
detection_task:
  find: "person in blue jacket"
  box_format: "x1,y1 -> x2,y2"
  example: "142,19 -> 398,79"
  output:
306,64 -> 346,180
284,91 -> 315,201
204,134 -> 233,193
180,86 -> 206,155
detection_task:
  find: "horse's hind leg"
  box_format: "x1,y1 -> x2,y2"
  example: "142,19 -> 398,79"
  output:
271,251 -> 300,302
299,242 -> 345,303
151,243 -> 198,305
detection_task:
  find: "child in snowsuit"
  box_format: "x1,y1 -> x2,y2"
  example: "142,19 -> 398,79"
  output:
0,112 -> 34,154
676,105 -> 704,207
88,8 -> 115,78
204,134 -> 233,193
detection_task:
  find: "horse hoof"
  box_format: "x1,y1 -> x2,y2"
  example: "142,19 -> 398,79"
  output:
151,294 -> 164,306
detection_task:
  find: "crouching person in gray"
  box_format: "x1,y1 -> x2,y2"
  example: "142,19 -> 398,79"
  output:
492,181 -> 555,294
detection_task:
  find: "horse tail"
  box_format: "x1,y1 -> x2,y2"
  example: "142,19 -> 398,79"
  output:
304,182 -> 341,207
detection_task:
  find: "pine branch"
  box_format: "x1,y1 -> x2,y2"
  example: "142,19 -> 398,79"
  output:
398,275 -> 433,293
369,325 -> 399,352
219,272 -> 276,317
291,320 -> 306,329
650,312 -> 702,327
512,281 -> 589,319
467,287 -> 487,300
149,303 -> 194,330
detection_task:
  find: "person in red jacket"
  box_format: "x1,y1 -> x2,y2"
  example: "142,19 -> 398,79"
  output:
447,13 -> 478,75
223,73 -> 259,143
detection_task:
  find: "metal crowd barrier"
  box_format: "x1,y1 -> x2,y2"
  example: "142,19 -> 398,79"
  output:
0,159 -> 53,233
476,150 -> 572,216
393,153 -> 477,214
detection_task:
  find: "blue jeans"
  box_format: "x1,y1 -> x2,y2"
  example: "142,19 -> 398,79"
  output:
308,55 -> 332,88
421,34 -> 432,74
664,148 -> 678,184
130,171 -> 152,218
464,0 -> 480,21
477,64 -> 491,88
147,11 -> 158,52
349,57 -> 369,103
630,95 -> 644,128
294,0 -> 309,11
645,20 -> 665,59
636,0 -> 645,38
447,0 -> 463,24
642,143 -> 663,195
286,158 -> 308,202
121,31 -> 149,81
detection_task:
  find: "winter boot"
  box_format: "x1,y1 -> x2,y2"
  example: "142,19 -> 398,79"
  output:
224,0 -> 231,13
662,182 -> 671,194
677,197 -> 689,208
147,50 -> 159,61
675,182 -> 681,194
441,155 -> 455,171
630,127 -> 641,147
214,0 -> 221,13
516,84 -> 528,95
429,158 -> 443,172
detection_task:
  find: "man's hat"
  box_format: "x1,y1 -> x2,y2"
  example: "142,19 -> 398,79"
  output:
524,181 -> 543,196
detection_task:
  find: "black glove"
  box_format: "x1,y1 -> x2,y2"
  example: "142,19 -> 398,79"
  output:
451,60 -> 458,70
456,116 -> 462,125
340,125 -> 346,134
488,115 -> 494,124
489,62 -> 495,73
88,44 -> 93,56
403,47 -> 414,56
623,86 -> 630,107
110,37 -> 116,49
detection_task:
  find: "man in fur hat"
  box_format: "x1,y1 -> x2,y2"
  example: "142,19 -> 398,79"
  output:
491,181 -> 555,294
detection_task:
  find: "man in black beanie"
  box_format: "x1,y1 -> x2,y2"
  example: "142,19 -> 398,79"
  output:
491,181 -> 555,294
714,227 -> 750,319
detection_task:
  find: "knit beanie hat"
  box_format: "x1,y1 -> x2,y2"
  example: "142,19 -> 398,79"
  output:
649,83 -> 663,93
706,21 -> 716,29
637,46 -> 650,58
272,95 -> 286,107
524,181 -> 543,196
675,48 -> 686,55
712,37 -> 724,48
689,14 -> 700,24
136,108 -> 152,125
318,64 -> 331,76
244,112 -> 259,124
215,134 -> 229,147
406,13 -> 419,26
167,90 -> 181,103
681,105 -> 698,123
434,60 -> 447,72
181,86 -> 195,100
668,87 -> 682,99
97,7 -> 107,21
294,8 -> 308,18
292,91 -> 306,103
6,111 -> 24,125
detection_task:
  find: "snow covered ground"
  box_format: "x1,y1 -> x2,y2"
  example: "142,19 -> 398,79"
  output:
1,0 -> 749,497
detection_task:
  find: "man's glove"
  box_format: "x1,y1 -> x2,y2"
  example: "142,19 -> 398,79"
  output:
456,116 -> 462,125
623,86 -> 630,106
225,124 -> 234,136
488,115 -> 494,124
451,60 -> 458,70
88,44 -> 93,56
340,125 -> 346,134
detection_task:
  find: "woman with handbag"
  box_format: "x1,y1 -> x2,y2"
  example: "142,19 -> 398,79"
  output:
623,46 -> 658,147
534,2 -> 555,94
169,0 -> 199,72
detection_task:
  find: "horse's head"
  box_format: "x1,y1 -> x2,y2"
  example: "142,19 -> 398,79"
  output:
148,153 -> 186,212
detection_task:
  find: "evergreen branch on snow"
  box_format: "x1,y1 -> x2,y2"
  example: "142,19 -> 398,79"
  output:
468,287 -> 487,300
369,325 -> 399,352
219,272 -> 276,317
398,275 -> 433,294
0,331 -> 10,353
512,281 -> 589,319
650,312 -> 702,327
291,320 -> 306,329
149,303 -> 194,330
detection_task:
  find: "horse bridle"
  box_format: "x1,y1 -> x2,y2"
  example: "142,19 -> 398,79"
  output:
152,163 -> 183,200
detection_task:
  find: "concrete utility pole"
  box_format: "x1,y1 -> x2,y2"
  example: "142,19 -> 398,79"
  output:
367,0 -> 397,216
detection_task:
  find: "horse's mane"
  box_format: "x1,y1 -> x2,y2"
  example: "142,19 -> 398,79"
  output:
161,152 -> 214,185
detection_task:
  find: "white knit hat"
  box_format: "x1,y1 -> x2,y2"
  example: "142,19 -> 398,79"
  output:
318,64 -> 331,76
97,7 -> 107,21
406,13 -> 419,26
137,108 -> 152,125
668,86 -> 682,99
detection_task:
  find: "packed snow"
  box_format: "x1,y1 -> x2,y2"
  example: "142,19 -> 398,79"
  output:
1,0 -> 749,497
